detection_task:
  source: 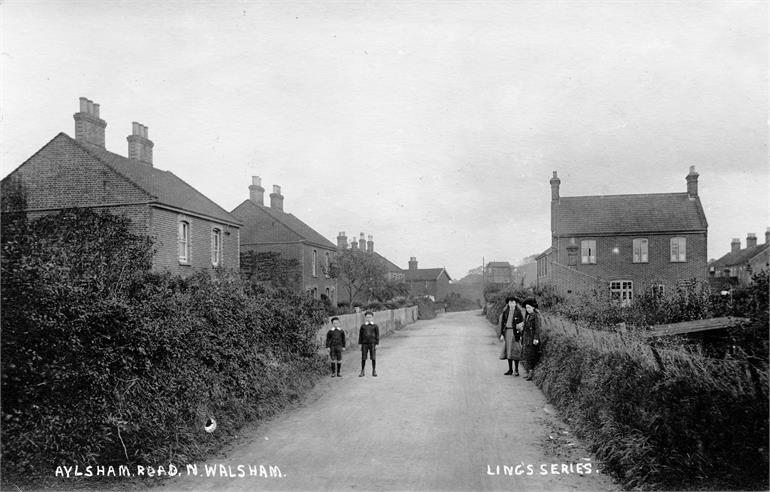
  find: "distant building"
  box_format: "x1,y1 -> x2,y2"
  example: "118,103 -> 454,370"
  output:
709,230 -> 769,287
405,257 -> 451,301
485,261 -> 513,285
231,177 -> 337,302
537,167 -> 708,304
1,97 -> 241,276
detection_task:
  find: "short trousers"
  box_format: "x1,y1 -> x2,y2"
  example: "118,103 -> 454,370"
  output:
361,343 -> 376,360
329,346 -> 343,362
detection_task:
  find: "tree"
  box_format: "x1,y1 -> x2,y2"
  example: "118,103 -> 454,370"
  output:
371,279 -> 410,302
337,248 -> 388,304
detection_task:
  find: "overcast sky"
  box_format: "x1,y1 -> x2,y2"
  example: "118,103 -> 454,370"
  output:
1,1 -> 767,279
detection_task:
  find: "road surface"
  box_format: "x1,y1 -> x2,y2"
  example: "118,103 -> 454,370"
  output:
155,310 -> 617,491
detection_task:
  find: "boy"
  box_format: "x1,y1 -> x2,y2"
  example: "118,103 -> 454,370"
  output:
325,317 -> 346,377
358,311 -> 379,377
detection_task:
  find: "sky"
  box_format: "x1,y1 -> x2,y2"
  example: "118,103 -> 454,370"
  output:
1,0 -> 768,279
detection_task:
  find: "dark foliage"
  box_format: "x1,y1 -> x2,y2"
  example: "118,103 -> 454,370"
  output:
1,209 -> 327,483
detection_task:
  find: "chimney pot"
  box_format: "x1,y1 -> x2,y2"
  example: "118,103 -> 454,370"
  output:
747,233 -> 757,248
549,170 -> 561,202
248,175 -> 265,205
127,121 -> 154,165
74,97 -> 107,148
366,235 -> 374,253
269,185 -> 284,211
731,238 -> 741,253
409,257 -> 418,271
337,232 -> 347,250
686,166 -> 699,197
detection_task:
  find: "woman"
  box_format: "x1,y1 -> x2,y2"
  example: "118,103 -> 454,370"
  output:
521,298 -> 541,381
499,296 -> 524,376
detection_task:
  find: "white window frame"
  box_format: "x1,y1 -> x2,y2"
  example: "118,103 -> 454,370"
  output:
581,240 -> 597,264
312,249 -> 318,277
178,220 -> 190,264
325,252 -> 330,278
610,280 -> 633,306
633,238 -> 648,263
211,228 -> 222,267
670,237 -> 687,262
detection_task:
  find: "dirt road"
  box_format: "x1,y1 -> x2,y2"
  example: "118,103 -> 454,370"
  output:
155,310 -> 617,491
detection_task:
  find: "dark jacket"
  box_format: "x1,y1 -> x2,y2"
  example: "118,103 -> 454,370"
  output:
326,328 -> 346,348
359,323 -> 380,345
499,305 -> 524,337
521,311 -> 541,347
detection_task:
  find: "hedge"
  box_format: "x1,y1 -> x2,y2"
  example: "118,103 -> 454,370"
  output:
534,321 -> 769,490
1,209 -> 327,484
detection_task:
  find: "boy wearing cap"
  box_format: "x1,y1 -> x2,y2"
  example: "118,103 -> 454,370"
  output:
325,317 -> 346,377
358,311 -> 379,377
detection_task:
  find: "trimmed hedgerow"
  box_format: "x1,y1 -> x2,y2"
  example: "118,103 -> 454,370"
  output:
1,208 -> 327,483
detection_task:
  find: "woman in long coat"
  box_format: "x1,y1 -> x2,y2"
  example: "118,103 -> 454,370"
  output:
521,298 -> 542,381
499,296 -> 524,376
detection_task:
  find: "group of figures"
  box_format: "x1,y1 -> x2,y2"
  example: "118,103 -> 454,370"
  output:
499,297 -> 541,380
324,311 -> 379,378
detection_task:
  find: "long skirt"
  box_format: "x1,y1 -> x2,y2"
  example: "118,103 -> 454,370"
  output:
522,344 -> 538,370
499,328 -> 522,360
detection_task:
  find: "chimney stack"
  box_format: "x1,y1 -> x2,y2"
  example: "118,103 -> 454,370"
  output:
269,185 -> 284,211
766,227 -> 770,245
337,232 -> 348,250
550,171 -> 561,202
127,122 -> 154,165
74,97 -> 107,147
409,257 -> 418,271
731,238 -> 741,253
367,234 -> 374,253
746,233 -> 757,248
351,240 -> 359,250
249,176 -> 265,205
359,232 -> 366,251
686,165 -> 699,198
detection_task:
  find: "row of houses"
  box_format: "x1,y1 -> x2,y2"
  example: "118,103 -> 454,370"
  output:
534,168 -> 768,303
1,98 -> 452,305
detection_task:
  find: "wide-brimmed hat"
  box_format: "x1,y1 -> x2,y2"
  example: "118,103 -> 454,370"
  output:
523,298 -> 539,309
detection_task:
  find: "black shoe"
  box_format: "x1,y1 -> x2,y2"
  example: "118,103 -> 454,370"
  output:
331,373 -> 336,378
337,373 -> 342,378
359,371 -> 365,377
514,371 -> 520,376
504,370 -> 513,375
372,371 -> 377,377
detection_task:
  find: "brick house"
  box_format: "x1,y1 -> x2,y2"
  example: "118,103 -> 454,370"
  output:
1,97 -> 241,276
405,257 -> 452,301
536,167 -> 708,304
485,261 -> 513,285
231,177 -> 338,302
709,230 -> 769,287
334,232 -> 405,303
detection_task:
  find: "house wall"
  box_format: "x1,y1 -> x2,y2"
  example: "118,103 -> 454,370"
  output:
300,243 -> 338,304
150,207 -> 240,276
2,135 -> 152,212
542,232 -> 707,296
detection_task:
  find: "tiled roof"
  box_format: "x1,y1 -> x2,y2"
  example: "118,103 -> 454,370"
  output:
710,243 -> 769,269
373,252 -> 403,273
555,193 -> 707,236
487,261 -> 511,267
235,199 -> 336,249
406,268 -> 451,282
69,134 -> 240,225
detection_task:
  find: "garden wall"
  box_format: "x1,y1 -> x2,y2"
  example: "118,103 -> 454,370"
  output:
316,306 -> 419,346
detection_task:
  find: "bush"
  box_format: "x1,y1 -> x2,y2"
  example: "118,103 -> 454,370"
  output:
364,300 -> 385,312
414,297 -> 436,320
1,209 -> 327,484
535,325 -> 768,490
484,286 -> 531,325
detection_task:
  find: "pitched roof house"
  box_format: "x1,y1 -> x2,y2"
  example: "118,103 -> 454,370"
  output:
485,261 -> 513,285
709,231 -> 769,287
1,97 -> 241,276
405,257 -> 452,301
231,177 -> 338,302
536,167 -> 708,303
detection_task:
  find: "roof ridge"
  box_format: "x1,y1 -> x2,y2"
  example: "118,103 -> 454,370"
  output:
562,192 -> 689,199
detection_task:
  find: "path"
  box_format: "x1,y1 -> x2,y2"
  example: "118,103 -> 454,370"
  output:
154,310 -> 617,491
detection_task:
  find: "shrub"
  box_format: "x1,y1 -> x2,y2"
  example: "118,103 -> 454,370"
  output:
1,209 -> 327,484
414,297 -> 436,320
